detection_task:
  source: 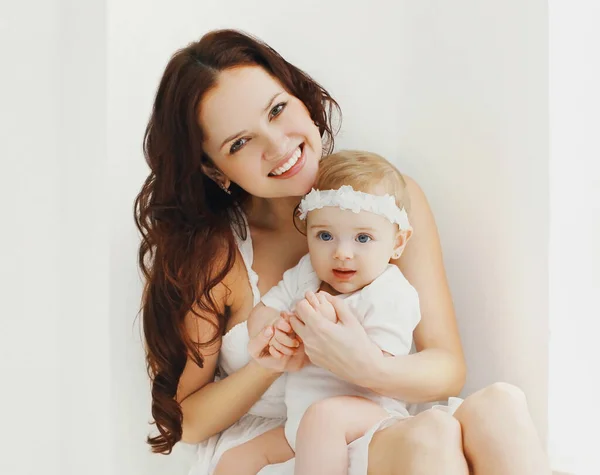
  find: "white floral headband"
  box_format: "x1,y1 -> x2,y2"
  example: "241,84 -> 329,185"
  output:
298,185 -> 411,230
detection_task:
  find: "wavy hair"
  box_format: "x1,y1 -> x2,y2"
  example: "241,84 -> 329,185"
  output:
134,29 -> 340,454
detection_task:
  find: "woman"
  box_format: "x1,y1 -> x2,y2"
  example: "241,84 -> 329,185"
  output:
134,29 -> 550,474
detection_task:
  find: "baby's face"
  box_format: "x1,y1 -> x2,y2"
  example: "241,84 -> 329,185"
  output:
306,206 -> 400,294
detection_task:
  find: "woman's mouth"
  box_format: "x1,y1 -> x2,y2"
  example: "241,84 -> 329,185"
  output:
332,269 -> 357,280
268,144 -> 305,178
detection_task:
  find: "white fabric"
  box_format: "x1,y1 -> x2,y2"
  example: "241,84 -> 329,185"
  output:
262,254 -> 420,449
298,185 -> 411,230
186,218 -> 463,475
231,214 -> 261,307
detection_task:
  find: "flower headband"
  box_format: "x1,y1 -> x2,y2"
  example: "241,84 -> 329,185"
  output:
297,185 -> 411,230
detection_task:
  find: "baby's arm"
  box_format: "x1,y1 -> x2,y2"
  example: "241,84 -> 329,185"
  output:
294,396 -> 388,475
253,256 -> 308,355
249,303 -> 301,360
213,426 -> 294,475
247,302 -> 281,338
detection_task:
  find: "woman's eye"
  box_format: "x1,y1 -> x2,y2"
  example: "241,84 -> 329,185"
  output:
269,102 -> 287,119
356,234 -> 372,243
230,137 -> 248,154
317,231 -> 333,242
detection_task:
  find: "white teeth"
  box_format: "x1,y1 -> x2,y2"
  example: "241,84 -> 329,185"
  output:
271,147 -> 302,176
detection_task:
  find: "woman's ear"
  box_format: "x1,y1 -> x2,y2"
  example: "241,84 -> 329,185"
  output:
201,161 -> 231,192
391,229 -> 412,260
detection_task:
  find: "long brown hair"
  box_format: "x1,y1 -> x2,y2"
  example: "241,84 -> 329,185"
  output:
134,29 -> 340,454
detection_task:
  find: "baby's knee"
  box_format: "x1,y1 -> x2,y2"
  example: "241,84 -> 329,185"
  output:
295,397 -> 346,439
296,396 -> 368,443
303,396 -> 357,424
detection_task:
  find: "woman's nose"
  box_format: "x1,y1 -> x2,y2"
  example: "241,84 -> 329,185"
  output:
263,126 -> 290,161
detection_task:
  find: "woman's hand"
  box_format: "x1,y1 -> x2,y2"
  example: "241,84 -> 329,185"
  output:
247,319 -> 307,374
290,291 -> 383,384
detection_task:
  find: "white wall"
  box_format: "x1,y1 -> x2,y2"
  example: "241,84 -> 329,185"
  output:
108,1 -> 550,473
548,2 -> 600,474
2,2 -> 110,475
1,2 -> 61,474
58,1 -> 111,474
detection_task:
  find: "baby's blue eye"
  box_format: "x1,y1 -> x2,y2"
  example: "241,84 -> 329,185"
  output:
317,231 -> 333,242
356,234 -> 372,243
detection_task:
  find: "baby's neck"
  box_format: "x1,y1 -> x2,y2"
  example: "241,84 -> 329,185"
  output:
318,281 -> 341,296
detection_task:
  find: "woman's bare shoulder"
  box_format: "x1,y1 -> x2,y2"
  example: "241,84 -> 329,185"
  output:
185,242 -> 251,338
177,244 -> 249,402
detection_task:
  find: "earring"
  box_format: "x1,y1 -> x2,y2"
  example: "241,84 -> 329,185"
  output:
219,182 -> 231,195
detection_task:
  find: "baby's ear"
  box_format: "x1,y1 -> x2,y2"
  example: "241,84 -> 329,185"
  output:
391,229 -> 412,260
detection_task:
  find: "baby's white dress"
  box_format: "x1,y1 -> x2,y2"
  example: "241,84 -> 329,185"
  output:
261,253 -> 420,450
186,221 -> 462,475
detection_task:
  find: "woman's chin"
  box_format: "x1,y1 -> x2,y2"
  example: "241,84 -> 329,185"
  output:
295,159 -> 319,193
251,159 -> 318,198
294,177 -> 318,196
272,167 -> 318,198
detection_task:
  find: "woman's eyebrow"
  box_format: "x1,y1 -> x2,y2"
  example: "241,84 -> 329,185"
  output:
262,91 -> 284,113
220,130 -> 248,149
219,92 -> 285,150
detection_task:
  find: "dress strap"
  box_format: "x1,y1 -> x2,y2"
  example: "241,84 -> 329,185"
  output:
231,213 -> 261,307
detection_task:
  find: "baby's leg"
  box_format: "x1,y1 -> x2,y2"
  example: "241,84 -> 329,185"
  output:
214,426 -> 294,475
294,396 -> 389,475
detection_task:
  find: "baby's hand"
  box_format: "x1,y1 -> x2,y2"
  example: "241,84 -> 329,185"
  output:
267,312 -> 301,358
303,291 -> 337,323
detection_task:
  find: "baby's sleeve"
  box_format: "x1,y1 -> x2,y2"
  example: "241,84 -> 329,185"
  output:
261,254 -> 311,312
361,285 -> 421,357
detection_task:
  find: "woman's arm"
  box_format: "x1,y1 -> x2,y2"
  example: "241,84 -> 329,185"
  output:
177,260 -> 301,444
180,361 -> 282,444
177,286 -> 283,443
288,176 -> 466,403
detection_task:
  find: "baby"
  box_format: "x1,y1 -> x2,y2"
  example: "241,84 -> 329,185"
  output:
214,151 -> 421,475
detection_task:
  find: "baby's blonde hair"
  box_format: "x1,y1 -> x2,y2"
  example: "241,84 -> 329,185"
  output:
314,150 -> 410,211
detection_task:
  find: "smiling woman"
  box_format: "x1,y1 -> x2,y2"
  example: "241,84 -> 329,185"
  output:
200,66 -> 328,198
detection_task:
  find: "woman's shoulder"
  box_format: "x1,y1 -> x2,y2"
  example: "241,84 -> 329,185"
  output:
214,239 -> 254,304
181,241 -> 252,340
401,174 -> 428,213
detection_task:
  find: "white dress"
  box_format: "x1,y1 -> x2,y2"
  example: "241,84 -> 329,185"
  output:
261,253 -> 420,450
186,220 -> 463,475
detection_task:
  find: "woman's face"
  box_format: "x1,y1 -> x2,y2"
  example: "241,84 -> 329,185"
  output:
200,66 -> 323,198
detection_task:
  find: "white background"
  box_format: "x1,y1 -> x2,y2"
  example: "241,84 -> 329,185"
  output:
1,1 -> 597,474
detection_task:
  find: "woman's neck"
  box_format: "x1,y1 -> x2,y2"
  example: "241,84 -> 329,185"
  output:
246,196 -> 301,231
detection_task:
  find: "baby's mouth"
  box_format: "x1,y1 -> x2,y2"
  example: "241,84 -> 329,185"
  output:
332,269 -> 356,280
